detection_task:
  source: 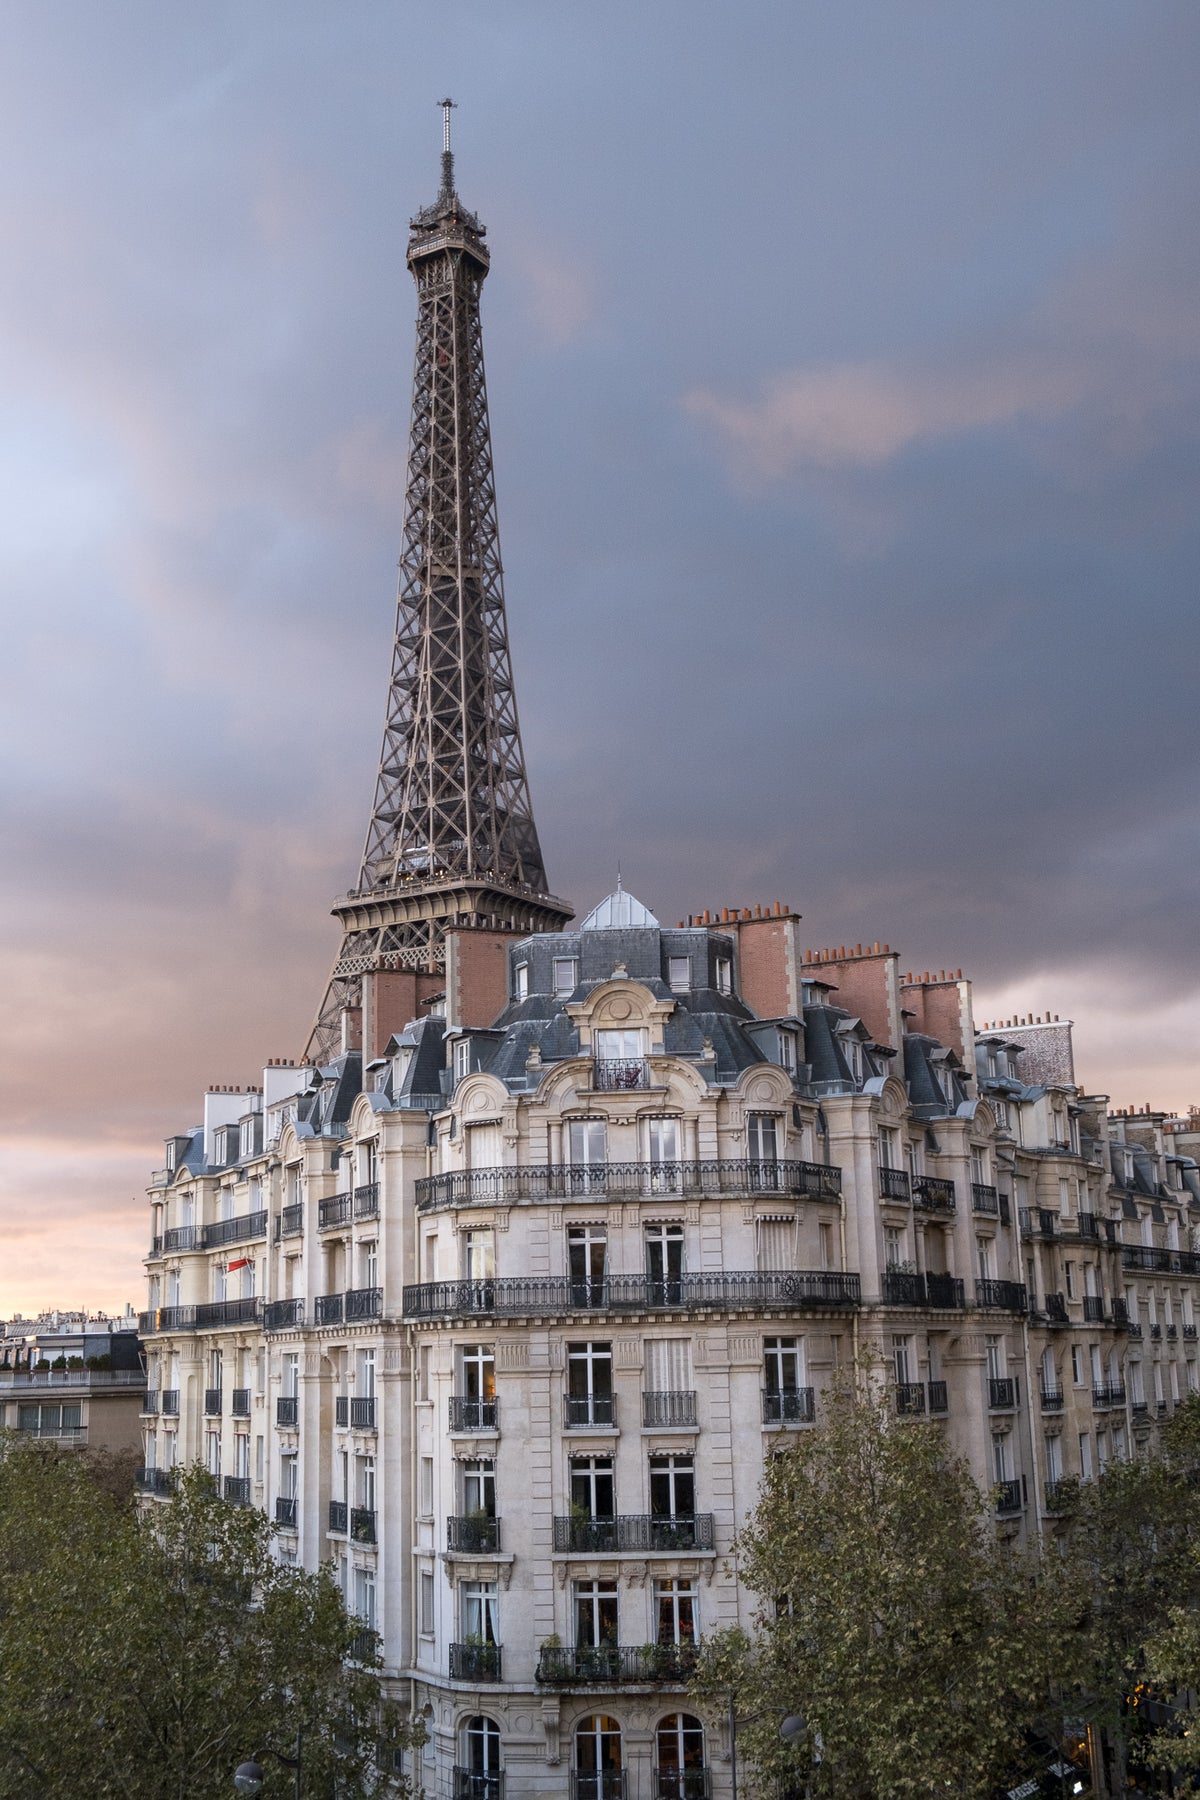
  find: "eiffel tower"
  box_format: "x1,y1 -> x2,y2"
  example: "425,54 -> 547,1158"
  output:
305,103 -> 572,1065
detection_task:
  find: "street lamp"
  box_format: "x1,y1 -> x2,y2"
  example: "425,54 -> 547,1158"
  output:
233,1765 -> 264,1796
729,1705 -> 808,1800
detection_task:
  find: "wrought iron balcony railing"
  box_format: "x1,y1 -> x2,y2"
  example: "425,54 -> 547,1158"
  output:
994,1478 -> 1023,1515
141,1391 -> 159,1414
264,1298 -> 304,1331
328,1500 -> 348,1533
1044,1480 -> 1075,1512
1121,1245 -> 1200,1275
895,1382 -> 926,1416
204,1388 -> 222,1416
1040,1387 -> 1064,1411
975,1279 -> 1027,1312
1045,1292 -> 1069,1324
449,1642 -> 503,1682
1082,1296 -> 1105,1322
448,1515 -> 501,1553
280,1203 -> 303,1237
200,1211 -> 267,1250
569,1772 -> 625,1800
350,1506 -> 377,1544
988,1377 -> 1018,1409
223,1476 -> 251,1506
348,1626 -> 379,1663
927,1379 -> 948,1414
879,1166 -> 911,1201
275,1496 -> 298,1528
565,1393 -> 616,1429
971,1183 -> 999,1215
761,1387 -> 815,1424
163,1225 -> 196,1252
642,1390 -> 697,1427
656,1771 -> 711,1800
346,1286 -> 383,1322
353,1181 -> 380,1218
593,1058 -> 649,1091
912,1175 -> 956,1213
454,1771 -> 504,1800
404,1270 -> 862,1320
136,1467 -> 175,1496
276,1396 -> 299,1427
881,1271 -> 965,1309
1077,1212 -> 1100,1240
552,1514 -> 715,1553
449,1395 -> 497,1431
536,1642 -> 699,1685
351,1396 -> 377,1428
319,1194 -> 353,1231
161,1388 -> 179,1416
1019,1208 -> 1058,1238
1093,1384 -> 1127,1408
315,1293 -> 344,1326
416,1158 -> 842,1209
231,1388 -> 251,1417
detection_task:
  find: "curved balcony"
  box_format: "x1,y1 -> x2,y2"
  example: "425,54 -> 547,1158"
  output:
449,1642 -> 502,1682
200,1211 -> 267,1250
912,1176 -> 956,1214
416,1159 -> 842,1211
404,1270 -> 861,1321
881,1271 -> 965,1310
536,1643 -> 698,1686
974,1279 -> 1027,1312
264,1298 -> 304,1331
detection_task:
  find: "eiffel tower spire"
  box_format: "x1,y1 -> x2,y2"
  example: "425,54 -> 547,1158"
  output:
305,106 -> 572,1064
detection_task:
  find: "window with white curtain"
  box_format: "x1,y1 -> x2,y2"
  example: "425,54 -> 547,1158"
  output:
756,1218 -> 795,1271
646,1339 -> 693,1393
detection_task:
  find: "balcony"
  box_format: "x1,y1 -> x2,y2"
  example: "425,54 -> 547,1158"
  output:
994,1478 -> 1023,1515
416,1158 -> 842,1209
1150,1323 -> 1163,1341
552,1514 -> 715,1553
404,1270 -> 862,1320
449,1642 -> 503,1682
882,1271 -> 923,1306
536,1642 -> 698,1686
1044,1480 -> 1075,1513
1093,1384 -> 1127,1409
927,1379 -> 948,1415
895,1383 -> 926,1417
136,1467 -> 175,1496
1019,1208 -> 1058,1239
354,1181 -> 380,1219
319,1194 -> 353,1231
1045,1292 -> 1069,1325
448,1515 -> 501,1553
975,1279 -> 1027,1312
223,1477 -> 251,1506
1040,1387 -> 1065,1411
162,1225 -> 196,1252
1077,1212 -> 1100,1241
264,1298 -> 304,1331
276,1396 -> 299,1427
565,1393 -> 617,1429
138,1306 -> 197,1334
925,1272 -> 965,1309
141,1391 -> 159,1415
148,1235 -> 162,1257
879,1166 -> 911,1202
450,1396 -> 498,1432
1111,1298 -> 1130,1328
161,1388 -> 180,1416
328,1500 -> 348,1534
1082,1296 -> 1106,1323
349,1627 -> 380,1663
762,1387 -> 815,1425
346,1286 -> 383,1322
204,1388 -> 223,1416
971,1184 -> 999,1216
275,1495 -> 298,1529
454,1771 -> 504,1800
656,1774 -> 711,1800
988,1377 -> 1018,1409
351,1396 -> 377,1428
570,1776 -> 625,1800
593,1058 -> 650,1091
350,1506 -> 377,1544
280,1203 -> 303,1238
912,1176 -> 956,1214
1185,1324 -> 1198,1340
643,1390 -> 697,1427
200,1211 -> 267,1250
231,1388 -> 251,1417
193,1297 -> 261,1330
1122,1245 -> 1200,1276
315,1293 -> 344,1327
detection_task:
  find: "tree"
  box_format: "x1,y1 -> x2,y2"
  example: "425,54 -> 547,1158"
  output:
0,1440 -> 422,1798
692,1367 -> 1074,1800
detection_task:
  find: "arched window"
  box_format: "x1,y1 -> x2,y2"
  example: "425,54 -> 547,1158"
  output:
574,1714 -> 623,1798
460,1715 -> 502,1799
656,1713 -> 706,1798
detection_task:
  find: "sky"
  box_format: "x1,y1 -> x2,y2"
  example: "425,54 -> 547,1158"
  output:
0,2 -> 1197,1315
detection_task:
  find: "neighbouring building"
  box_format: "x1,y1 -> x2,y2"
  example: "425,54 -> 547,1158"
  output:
0,1310 -> 146,1455
138,116 -> 1200,1800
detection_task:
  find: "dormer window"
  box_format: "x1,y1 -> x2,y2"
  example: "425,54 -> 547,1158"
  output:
667,956 -> 690,994
514,962 -> 529,1001
986,1049 -> 998,1078
453,1038 -> 471,1081
553,957 -> 578,999
778,1032 -> 796,1073
841,1036 -> 864,1083
715,956 -> 732,996
166,1142 -> 177,1173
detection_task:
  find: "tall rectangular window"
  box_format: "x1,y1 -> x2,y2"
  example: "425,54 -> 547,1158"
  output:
568,1224 -> 608,1306
655,1578 -> 696,1646
667,956 -> 690,994
566,1342 -> 613,1426
553,957 -> 579,998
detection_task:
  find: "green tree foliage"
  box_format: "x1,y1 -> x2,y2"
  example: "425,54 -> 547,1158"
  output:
692,1369 -> 1074,1800
0,1439 -> 421,1798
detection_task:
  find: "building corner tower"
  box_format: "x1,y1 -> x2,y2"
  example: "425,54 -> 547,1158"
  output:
306,103 -> 572,1067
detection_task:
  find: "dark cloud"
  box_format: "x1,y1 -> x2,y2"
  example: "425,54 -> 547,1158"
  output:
0,0 -> 1197,1309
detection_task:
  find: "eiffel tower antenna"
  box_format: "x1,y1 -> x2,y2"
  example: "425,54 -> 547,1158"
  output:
305,109 -> 572,1065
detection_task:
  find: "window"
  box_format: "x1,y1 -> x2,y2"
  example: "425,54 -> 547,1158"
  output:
574,1582 -> 618,1648
884,1227 -> 904,1272
1071,1346 -> 1084,1386
647,1118 -> 681,1173
650,1452 -> 694,1519
463,1229 -> 495,1282
419,1345 -> 431,1403
419,1568 -> 435,1635
418,1456 -> 433,1518
354,1567 -> 376,1633
462,1458 -> 495,1519
645,1222 -> 685,1299
892,1335 -> 912,1386
764,1336 -> 804,1396
453,1038 -> 471,1080
568,1119 -> 607,1171
568,1224 -> 608,1306
971,1148 -> 990,1186
207,1431 -> 221,1480
461,1581 -> 498,1645
553,957 -> 579,999
715,957 -> 732,995
646,1338 -> 693,1396
756,1217 -> 794,1272
656,1578 -> 697,1645
464,1717 -> 502,1784
667,956 -> 690,994
778,1032 -> 796,1073
513,962 -> 529,1001
991,1433 -> 1011,1483
657,1715 -> 706,1797
977,1238 -> 994,1281
1129,1360 -> 1144,1405
1044,1433 -> 1062,1483
986,1336 -> 1003,1381
1097,1430 -> 1109,1473
358,1347 -> 376,1398
1079,1432 -> 1093,1480
282,1352 -> 299,1398
356,1451 -> 376,1511
1064,1261 -> 1076,1299
570,1455 -> 614,1520
878,1127 -> 900,1170
841,1035 -> 864,1083
566,1342 -> 614,1427
819,1222 -> 836,1271
460,1344 -> 496,1405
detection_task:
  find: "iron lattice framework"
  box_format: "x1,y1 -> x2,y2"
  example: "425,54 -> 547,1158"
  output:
306,109 -> 571,1064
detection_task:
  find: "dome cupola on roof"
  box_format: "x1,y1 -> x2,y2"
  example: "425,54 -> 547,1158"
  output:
579,881 -> 659,931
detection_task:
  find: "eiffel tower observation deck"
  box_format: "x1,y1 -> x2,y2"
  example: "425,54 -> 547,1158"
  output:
305,103 -> 572,1065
